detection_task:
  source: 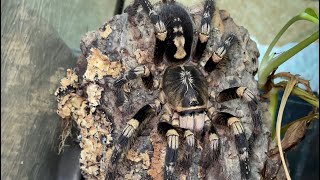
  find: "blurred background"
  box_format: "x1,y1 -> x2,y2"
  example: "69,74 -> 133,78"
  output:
1,0 -> 319,179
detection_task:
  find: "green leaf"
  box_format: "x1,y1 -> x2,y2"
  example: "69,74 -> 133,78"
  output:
258,7 -> 319,89
275,81 -> 319,108
304,8 -> 319,20
270,88 -> 279,140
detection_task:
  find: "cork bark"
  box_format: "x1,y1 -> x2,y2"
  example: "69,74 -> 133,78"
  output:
55,5 -> 286,180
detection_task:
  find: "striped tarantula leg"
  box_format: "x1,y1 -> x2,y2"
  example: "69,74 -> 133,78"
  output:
208,125 -> 220,159
158,121 -> 179,180
182,129 -> 194,167
154,38 -> 167,64
184,130 -> 195,148
106,104 -> 156,179
113,65 -> 153,89
194,0 -> 215,61
216,86 -> 261,141
201,33 -> 236,72
200,114 -> 220,169
162,0 -> 176,3
139,0 -> 167,41
212,112 -> 250,179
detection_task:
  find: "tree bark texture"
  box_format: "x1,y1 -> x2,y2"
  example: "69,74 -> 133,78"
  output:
55,5 -> 286,180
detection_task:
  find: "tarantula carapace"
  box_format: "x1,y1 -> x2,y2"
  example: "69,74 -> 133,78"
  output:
107,0 -> 260,179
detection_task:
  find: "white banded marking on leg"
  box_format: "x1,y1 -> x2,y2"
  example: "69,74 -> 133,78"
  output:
213,46 -> 226,62
239,149 -> 248,160
149,11 -> 167,41
184,130 -> 194,147
162,113 -> 171,122
239,148 -> 250,175
166,162 -> 175,174
236,87 -> 246,97
237,87 -> 256,103
227,117 -> 245,135
133,65 -> 150,76
122,118 -> 140,137
199,23 -> 210,43
166,129 -> 179,149
172,112 -> 180,127
209,133 -> 219,151
207,107 -> 217,119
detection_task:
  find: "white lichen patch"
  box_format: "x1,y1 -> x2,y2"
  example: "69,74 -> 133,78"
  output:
55,68 -> 113,179
86,83 -> 104,107
78,111 -> 113,180
77,113 -> 112,179
55,69 -> 79,101
126,150 -> 151,170
134,49 -> 151,64
83,48 -> 123,81
60,69 -> 78,88
56,93 -> 87,119
100,24 -> 113,39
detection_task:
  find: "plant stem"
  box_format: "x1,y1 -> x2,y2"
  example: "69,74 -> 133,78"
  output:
261,11 -> 319,66
261,16 -> 301,65
275,81 -> 319,108
276,79 -> 297,180
270,87 -> 279,139
258,30 -> 319,89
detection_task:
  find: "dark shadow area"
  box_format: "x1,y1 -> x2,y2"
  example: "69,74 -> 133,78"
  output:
276,90 -> 319,179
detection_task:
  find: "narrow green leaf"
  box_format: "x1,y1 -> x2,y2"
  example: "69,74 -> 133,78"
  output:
275,81 -> 319,108
270,88 -> 279,140
304,8 -> 319,20
259,30 -> 319,89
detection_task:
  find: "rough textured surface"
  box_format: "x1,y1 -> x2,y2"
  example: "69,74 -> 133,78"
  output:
55,5 -> 277,180
1,2 -> 77,180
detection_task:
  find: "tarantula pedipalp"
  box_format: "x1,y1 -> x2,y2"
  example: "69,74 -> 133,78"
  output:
106,0 -> 261,180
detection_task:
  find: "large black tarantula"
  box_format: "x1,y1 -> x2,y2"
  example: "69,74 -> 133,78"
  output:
107,0 -> 260,179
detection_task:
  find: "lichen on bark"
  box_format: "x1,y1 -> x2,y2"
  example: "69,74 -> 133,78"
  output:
55,4 -> 285,180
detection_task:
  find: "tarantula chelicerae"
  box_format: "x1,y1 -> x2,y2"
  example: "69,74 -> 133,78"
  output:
107,0 -> 260,179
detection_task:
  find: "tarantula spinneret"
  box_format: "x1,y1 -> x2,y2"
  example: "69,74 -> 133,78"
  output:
107,0 -> 261,179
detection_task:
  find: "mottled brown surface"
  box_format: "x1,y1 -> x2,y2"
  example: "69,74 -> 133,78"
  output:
54,4 -> 280,179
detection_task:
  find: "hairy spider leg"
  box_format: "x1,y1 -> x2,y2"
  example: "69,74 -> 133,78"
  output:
134,0 -> 168,41
200,112 -> 220,169
210,112 -> 250,180
113,65 -> 154,106
194,0 -> 215,61
157,121 -> 180,180
216,86 -> 261,146
162,0 -> 176,3
182,129 -> 195,167
202,33 -> 236,72
113,65 -> 153,89
106,104 -> 157,179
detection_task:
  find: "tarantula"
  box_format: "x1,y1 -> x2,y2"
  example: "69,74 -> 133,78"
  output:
107,0 -> 260,179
